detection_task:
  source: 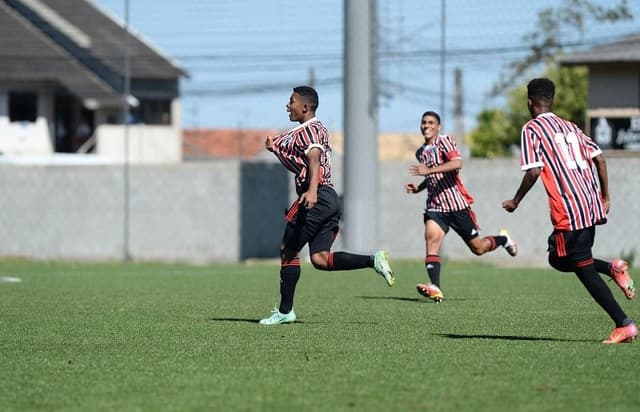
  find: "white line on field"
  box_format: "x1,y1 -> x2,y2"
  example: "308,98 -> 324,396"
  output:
0,276 -> 22,284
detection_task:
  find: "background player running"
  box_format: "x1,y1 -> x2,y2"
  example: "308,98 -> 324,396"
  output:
406,110 -> 517,303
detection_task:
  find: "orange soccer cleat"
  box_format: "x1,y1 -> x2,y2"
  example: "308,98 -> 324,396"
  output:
602,322 -> 638,344
416,283 -> 444,303
610,259 -> 636,300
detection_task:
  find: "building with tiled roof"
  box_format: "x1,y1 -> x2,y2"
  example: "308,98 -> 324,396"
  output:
182,127 -> 426,162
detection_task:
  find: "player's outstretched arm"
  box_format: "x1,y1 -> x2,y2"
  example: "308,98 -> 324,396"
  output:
405,178 -> 428,194
502,167 -> 540,212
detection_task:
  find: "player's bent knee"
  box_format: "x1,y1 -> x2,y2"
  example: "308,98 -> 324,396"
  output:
281,248 -> 298,263
470,247 -> 484,256
468,243 -> 485,256
310,255 -> 329,270
309,251 -> 333,270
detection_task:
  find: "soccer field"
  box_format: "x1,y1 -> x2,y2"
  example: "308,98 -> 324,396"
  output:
1,259 -> 638,412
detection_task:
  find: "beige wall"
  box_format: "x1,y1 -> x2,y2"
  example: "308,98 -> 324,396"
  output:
330,131 -> 425,160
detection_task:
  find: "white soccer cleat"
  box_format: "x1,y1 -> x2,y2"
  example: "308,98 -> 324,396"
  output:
500,229 -> 518,257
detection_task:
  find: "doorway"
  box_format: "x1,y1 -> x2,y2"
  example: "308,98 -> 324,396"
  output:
54,95 -> 95,153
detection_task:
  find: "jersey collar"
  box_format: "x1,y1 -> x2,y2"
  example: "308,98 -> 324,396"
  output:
288,116 -> 319,133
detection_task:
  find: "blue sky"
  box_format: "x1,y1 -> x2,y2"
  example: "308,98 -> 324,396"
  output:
95,0 -> 640,134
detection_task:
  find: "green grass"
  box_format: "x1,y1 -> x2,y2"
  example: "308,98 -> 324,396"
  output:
0,259 -> 638,412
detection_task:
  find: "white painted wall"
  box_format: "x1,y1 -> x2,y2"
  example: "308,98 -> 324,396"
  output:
0,118 -> 53,155
0,83 -> 54,156
96,124 -> 182,163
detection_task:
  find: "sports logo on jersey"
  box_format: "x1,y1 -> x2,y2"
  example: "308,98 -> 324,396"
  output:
279,133 -> 293,147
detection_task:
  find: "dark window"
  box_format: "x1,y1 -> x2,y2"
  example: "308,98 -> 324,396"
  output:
130,99 -> 172,125
9,91 -> 38,122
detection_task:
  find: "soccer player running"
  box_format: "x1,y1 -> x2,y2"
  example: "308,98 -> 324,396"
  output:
406,111 -> 517,303
259,85 -> 394,325
502,78 -> 637,344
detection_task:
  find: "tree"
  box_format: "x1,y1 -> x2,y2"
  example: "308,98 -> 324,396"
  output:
467,65 -> 588,157
467,109 -> 515,158
467,0 -> 631,157
492,0 -> 631,96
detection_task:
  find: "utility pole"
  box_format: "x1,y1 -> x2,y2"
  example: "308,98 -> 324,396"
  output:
440,0 -> 446,125
308,66 -> 316,88
453,67 -> 466,156
122,0 -> 131,261
343,0 -> 378,252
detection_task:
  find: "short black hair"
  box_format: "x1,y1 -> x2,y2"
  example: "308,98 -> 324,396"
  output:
527,78 -> 555,101
421,110 -> 441,124
293,85 -> 319,111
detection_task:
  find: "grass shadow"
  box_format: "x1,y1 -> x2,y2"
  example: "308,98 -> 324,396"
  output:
209,317 -> 306,324
437,333 -> 593,343
357,296 -> 477,303
209,317 -> 259,323
357,296 -> 421,303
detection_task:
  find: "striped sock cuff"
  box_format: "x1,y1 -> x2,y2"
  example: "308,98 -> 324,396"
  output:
282,257 -> 301,267
486,236 -> 497,251
425,255 -> 440,264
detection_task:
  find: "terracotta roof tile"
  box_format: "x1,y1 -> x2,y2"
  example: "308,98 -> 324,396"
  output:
182,128 -> 278,159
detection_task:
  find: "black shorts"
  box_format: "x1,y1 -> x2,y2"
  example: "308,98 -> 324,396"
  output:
423,208 -> 479,241
547,226 -> 595,261
282,185 -> 340,255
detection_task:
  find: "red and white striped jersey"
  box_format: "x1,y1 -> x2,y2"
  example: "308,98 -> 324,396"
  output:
271,117 -> 333,193
520,112 -> 607,231
416,134 -> 474,212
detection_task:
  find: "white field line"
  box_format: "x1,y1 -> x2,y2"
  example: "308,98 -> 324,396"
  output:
0,276 -> 22,284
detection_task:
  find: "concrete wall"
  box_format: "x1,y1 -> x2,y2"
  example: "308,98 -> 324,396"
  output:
0,157 -> 638,266
0,162 -> 241,262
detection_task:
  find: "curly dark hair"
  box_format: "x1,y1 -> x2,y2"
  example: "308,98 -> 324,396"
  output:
527,78 -> 555,101
293,86 -> 319,111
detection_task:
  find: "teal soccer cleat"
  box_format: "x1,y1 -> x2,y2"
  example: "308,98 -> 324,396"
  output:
373,250 -> 395,286
259,308 -> 296,325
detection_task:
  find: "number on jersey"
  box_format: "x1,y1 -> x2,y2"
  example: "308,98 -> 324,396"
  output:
554,132 -> 588,170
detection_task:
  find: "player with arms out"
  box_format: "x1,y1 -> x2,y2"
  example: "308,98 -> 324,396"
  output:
259,85 -> 394,325
406,111 -> 517,303
502,78 -> 636,343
